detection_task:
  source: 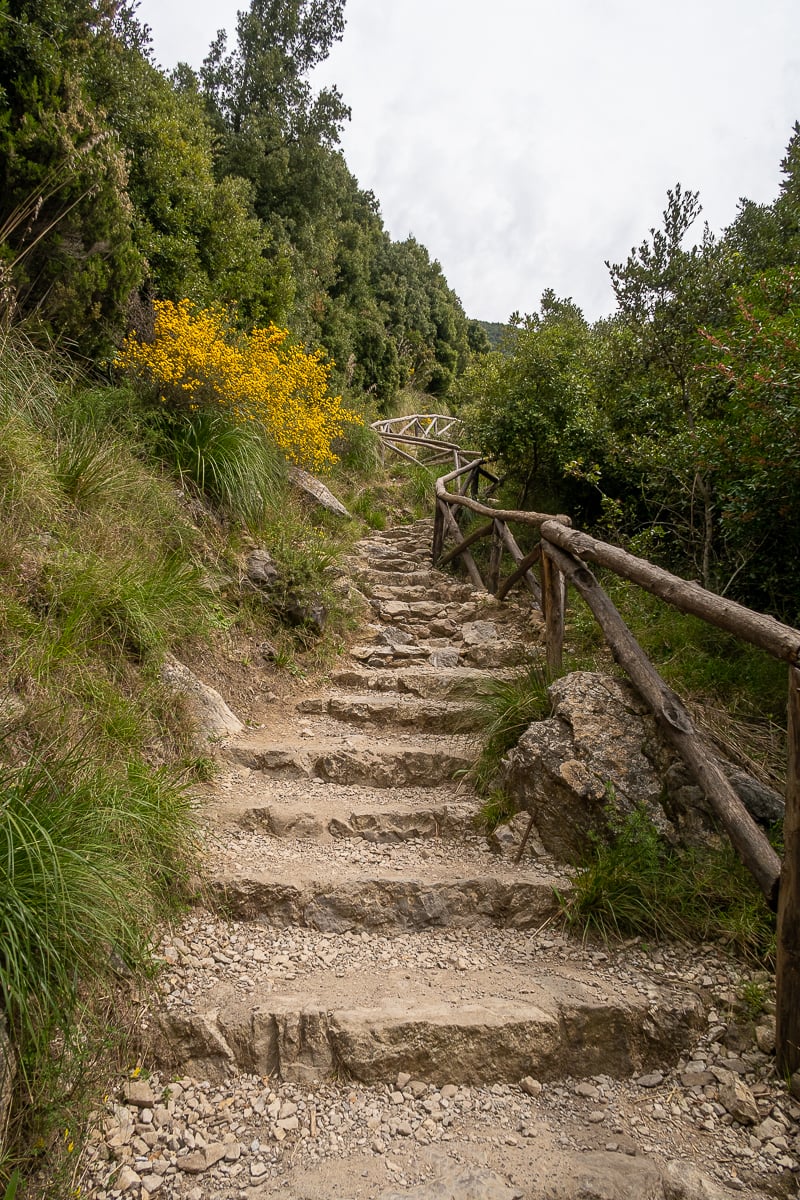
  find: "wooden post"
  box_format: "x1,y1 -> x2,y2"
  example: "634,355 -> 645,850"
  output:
541,542 -> 565,673
544,540 -> 782,905
487,520 -> 504,595
777,666 -> 800,1073
431,499 -> 445,566
470,462 -> 480,499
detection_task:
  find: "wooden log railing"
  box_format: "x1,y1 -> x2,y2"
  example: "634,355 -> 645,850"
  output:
371,414 -> 482,472
431,455 -> 800,1075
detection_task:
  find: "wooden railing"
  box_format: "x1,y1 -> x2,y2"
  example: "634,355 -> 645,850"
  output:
432,456 -> 800,1075
371,413 -> 481,471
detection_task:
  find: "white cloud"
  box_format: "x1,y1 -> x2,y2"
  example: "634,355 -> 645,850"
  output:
135,0 -> 800,321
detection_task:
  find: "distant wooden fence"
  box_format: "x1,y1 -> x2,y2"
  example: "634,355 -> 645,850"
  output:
371,414 -> 481,471
403,443 -> 800,1075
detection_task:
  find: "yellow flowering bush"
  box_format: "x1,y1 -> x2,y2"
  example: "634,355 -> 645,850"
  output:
116,299 -> 360,469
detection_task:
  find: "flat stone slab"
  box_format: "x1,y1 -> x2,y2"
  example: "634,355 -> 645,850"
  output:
224,734 -> 473,787
296,693 -> 482,732
287,464 -> 350,518
152,963 -> 704,1087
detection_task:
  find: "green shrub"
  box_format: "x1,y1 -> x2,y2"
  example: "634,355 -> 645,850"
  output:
563,801 -> 776,963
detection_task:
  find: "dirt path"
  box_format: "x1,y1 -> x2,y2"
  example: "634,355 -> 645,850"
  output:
80,520 -> 798,1200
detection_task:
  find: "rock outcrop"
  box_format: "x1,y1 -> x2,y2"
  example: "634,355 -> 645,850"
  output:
502,670 -> 783,864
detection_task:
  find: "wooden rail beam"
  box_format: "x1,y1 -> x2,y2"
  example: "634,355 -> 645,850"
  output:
496,544 -> 542,602
432,499 -> 446,565
541,521 -> 800,666
436,519 -> 495,568
495,525 -> 542,604
777,666 -> 800,1073
487,520 -> 504,593
542,539 -> 782,906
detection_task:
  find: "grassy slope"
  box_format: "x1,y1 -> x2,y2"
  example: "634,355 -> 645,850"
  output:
0,331 -> 391,1191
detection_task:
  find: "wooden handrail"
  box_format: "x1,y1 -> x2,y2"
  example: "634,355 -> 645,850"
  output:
541,521 -> 800,666
425,439 -> 800,1074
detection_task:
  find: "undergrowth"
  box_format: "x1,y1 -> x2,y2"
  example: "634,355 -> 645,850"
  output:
562,802 -> 777,964
468,658 -> 553,796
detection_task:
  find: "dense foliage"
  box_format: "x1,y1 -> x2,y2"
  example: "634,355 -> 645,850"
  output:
116,298 -> 360,468
456,126 -> 800,621
0,0 -> 471,402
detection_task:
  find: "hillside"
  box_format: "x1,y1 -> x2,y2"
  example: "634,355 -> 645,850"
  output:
2,2 -> 800,1194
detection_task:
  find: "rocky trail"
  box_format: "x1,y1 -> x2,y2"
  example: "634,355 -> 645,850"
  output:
81,520 -> 799,1200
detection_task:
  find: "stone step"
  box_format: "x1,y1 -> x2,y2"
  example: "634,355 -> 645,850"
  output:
330,665 -> 509,700
353,568 -> 440,588
348,643 -> 454,669
212,785 -> 477,842
362,533 -> 430,549
358,557 -> 430,573
348,642 -> 520,670
368,584 -> 469,603
152,944 -> 704,1087
366,622 -> 459,647
224,733 -> 473,787
374,599 -> 451,621
202,829 -> 565,930
296,692 -> 482,732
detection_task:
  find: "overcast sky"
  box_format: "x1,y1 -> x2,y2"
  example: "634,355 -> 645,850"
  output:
136,0 -> 799,323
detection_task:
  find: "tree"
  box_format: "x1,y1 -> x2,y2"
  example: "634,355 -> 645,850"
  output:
200,0 -> 349,217
90,41 -> 275,320
698,266 -> 800,618
455,292 -> 597,509
605,186 -> 733,586
0,0 -> 142,353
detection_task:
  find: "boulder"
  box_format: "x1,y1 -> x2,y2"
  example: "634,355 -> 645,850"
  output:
502,670 -> 784,863
502,672 -> 676,863
282,592 -> 327,634
245,548 -> 278,588
160,655 -> 244,742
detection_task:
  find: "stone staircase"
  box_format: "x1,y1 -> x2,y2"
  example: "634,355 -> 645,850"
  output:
151,520 -> 705,1089
82,518 -> 794,1200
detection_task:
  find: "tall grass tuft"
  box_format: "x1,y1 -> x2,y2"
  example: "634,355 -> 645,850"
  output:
563,802 -> 777,963
155,409 -> 286,529
469,658 -> 553,794
0,749 -> 194,1062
